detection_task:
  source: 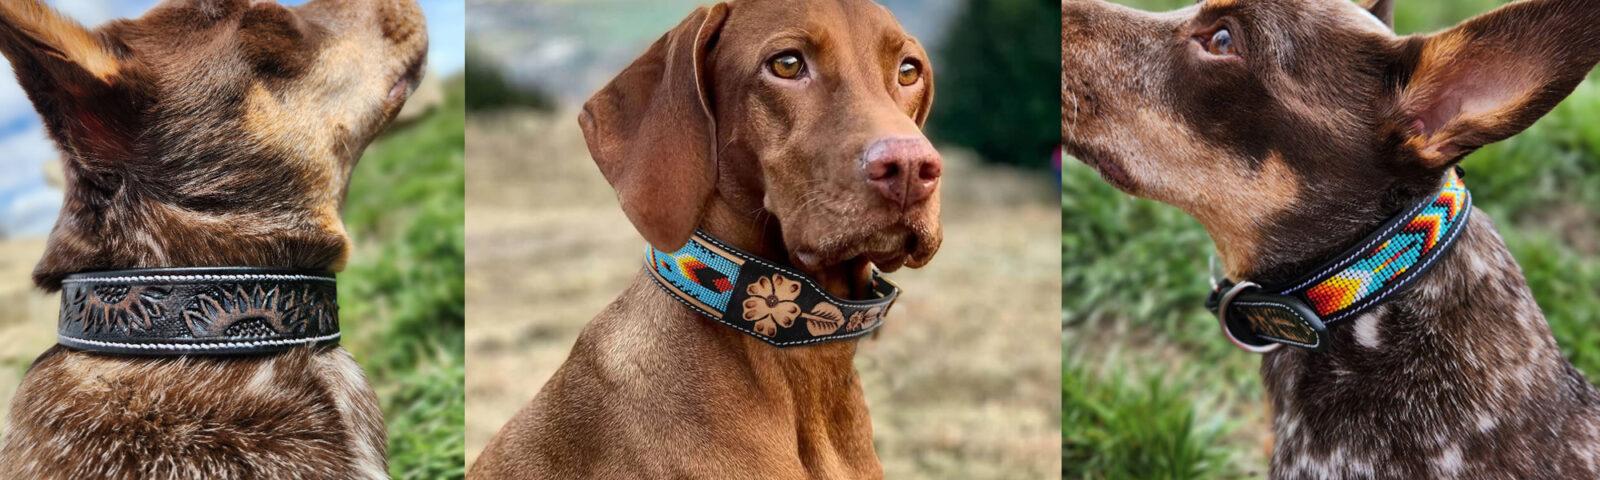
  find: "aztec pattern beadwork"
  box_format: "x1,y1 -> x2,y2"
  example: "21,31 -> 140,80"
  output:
646,231 -> 901,347
58,268 -> 341,356
1301,169 -> 1470,318
1211,169 -> 1473,351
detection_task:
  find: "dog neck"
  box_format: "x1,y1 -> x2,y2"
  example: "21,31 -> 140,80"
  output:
692,199 -> 877,357
32,175 -> 350,291
624,199 -> 881,470
1258,212 -> 1600,476
699,199 -> 883,311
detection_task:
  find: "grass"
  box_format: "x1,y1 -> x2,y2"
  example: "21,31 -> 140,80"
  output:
1064,359 -> 1232,480
340,75 -> 467,479
1063,1 -> 1600,477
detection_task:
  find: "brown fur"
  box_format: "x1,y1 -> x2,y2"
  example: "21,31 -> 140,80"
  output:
0,0 -> 428,478
471,1 -> 941,478
1065,0 -> 1600,477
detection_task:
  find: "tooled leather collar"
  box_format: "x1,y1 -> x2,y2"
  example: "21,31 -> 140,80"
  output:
1206,168 -> 1473,353
57,267 -> 340,356
646,230 -> 900,347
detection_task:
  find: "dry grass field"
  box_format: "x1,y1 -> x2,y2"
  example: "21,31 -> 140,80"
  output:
0,239 -> 54,427
464,111 -> 1062,478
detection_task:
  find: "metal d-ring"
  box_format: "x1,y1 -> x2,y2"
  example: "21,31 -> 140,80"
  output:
1216,281 -> 1282,354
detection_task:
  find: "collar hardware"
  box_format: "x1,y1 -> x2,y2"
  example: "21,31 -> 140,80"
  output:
1206,168 -> 1472,353
57,267 -> 341,356
646,230 -> 901,348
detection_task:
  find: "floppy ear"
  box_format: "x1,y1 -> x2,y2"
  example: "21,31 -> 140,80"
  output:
0,1 -> 143,167
1390,0 -> 1600,168
579,4 -> 730,252
1361,0 -> 1394,29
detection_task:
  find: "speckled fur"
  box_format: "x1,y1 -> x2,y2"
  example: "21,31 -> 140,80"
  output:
1264,213 -> 1600,479
0,0 -> 427,478
1064,0 -> 1600,477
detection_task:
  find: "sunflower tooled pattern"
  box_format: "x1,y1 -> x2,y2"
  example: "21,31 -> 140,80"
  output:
57,270 -> 340,355
181,284 -> 336,338
66,285 -> 172,334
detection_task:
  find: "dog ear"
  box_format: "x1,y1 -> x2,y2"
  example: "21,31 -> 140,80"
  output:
579,4 -> 730,252
1389,0 -> 1600,169
1361,0 -> 1394,29
0,1 -> 145,168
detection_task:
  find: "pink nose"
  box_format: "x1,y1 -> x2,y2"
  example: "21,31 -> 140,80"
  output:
863,137 -> 942,207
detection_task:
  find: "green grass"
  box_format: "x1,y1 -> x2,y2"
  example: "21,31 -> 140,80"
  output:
1064,1 -> 1600,477
340,75 -> 466,479
1064,359 -> 1232,480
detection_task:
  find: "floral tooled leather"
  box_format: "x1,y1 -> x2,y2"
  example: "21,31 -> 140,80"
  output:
57,268 -> 340,356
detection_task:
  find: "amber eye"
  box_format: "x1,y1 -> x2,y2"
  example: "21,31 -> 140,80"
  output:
1207,28 -> 1235,56
768,54 -> 805,79
897,61 -> 921,86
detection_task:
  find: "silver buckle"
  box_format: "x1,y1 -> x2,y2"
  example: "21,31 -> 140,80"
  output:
1216,281 -> 1281,354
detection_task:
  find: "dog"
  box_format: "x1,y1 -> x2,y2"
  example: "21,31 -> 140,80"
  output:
1064,0 -> 1600,477
469,0 -> 942,478
0,0 -> 426,477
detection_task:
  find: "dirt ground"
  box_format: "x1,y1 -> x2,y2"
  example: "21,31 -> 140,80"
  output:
464,111 -> 1062,478
0,239 -> 56,430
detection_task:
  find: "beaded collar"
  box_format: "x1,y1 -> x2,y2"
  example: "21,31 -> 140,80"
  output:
646,231 -> 900,347
1208,168 -> 1472,352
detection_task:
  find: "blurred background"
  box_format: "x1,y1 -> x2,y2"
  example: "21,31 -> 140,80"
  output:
1063,1 -> 1600,478
0,1 -> 467,478
463,0 -> 1062,477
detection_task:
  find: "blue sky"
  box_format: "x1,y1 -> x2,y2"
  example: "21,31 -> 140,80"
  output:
0,0 -> 464,236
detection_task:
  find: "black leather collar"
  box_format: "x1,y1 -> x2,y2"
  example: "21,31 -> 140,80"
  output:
646,231 -> 900,347
58,267 -> 340,356
1206,169 -> 1473,352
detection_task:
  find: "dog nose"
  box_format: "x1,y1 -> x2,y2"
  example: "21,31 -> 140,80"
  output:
863,137 -> 942,207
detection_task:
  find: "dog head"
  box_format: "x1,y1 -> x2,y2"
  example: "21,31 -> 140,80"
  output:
1063,0 -> 1600,279
0,0 -> 427,289
582,0 -> 942,274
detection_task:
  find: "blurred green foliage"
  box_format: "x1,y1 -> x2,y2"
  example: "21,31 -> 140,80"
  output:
930,0 -> 1060,168
1064,359 -> 1232,479
1064,0 -> 1600,477
465,45 -> 556,113
341,74 -> 466,479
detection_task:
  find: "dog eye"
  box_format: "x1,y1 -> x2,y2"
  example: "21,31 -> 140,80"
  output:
768,54 -> 805,80
897,61 -> 921,86
1207,28 -> 1235,56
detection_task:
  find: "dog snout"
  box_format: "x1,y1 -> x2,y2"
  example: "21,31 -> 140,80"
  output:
863,137 -> 942,207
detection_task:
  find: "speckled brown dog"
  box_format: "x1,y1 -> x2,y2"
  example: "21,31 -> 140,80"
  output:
1065,0 -> 1600,478
471,1 -> 941,478
0,0 -> 426,478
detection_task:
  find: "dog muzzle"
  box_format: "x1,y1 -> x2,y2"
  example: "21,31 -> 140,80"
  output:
56,267 -> 341,356
646,230 -> 900,347
1206,168 -> 1473,353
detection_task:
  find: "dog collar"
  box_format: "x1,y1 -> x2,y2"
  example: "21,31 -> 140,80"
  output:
1207,168 -> 1472,353
646,230 -> 900,347
57,267 -> 340,356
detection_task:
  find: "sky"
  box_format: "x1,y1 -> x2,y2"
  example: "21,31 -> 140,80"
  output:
0,0 -> 465,237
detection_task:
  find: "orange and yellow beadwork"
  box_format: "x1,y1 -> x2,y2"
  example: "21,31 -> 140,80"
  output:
1304,170 -> 1469,316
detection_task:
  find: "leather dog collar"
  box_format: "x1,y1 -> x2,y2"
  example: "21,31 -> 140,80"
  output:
646,230 -> 900,347
1207,168 -> 1473,352
57,268 -> 340,356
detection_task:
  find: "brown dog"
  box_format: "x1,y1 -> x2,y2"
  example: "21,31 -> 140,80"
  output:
0,0 -> 425,477
470,0 -> 941,478
1066,0 -> 1600,477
